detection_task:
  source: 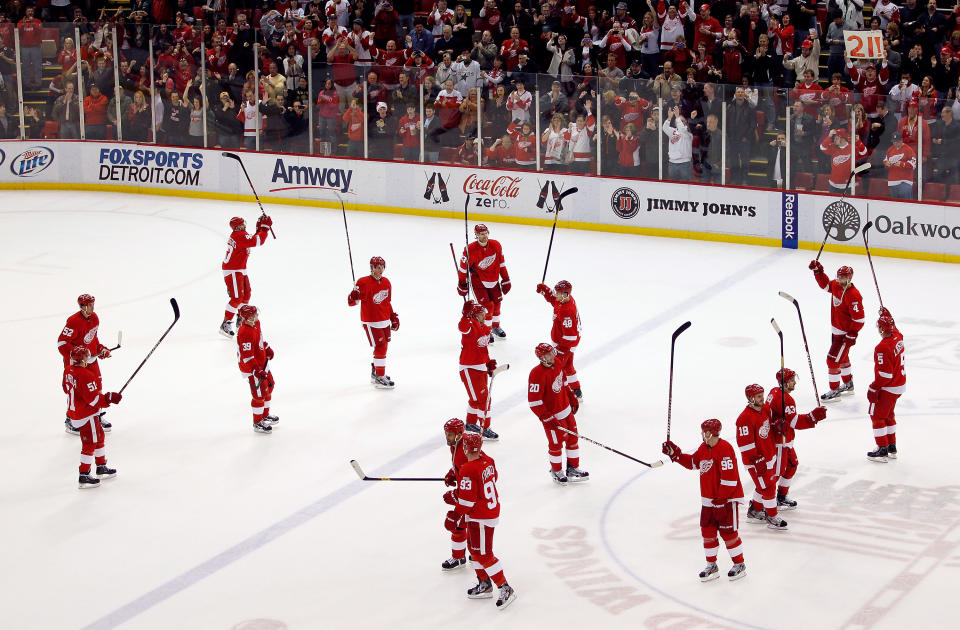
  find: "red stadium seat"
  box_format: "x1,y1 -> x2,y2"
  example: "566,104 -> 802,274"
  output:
438,147 -> 457,163
793,172 -> 813,190
814,173 -> 831,192
868,178 -> 888,198
948,185 -> 960,204
42,121 -> 59,139
923,182 -> 946,202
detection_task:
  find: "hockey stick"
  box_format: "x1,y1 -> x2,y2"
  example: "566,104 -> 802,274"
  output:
349,459 -> 443,481
666,321 -> 692,442
450,242 -> 466,302
482,363 -> 510,429
772,318 -> 786,430
464,194 -> 472,297
540,185 -> 579,283
862,217 -> 885,312
337,192 -> 356,285
256,358 -> 270,390
778,292 -> 820,402
118,299 -> 180,394
815,221 -> 834,263
818,163 -> 870,261
222,152 -> 276,239
556,425 -> 663,468
107,330 -> 122,352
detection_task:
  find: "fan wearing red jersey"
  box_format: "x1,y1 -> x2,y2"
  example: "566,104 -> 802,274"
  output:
809,261 -> 866,400
866,312 -> 906,462
735,384 -> 786,530
441,418 -> 469,571
348,256 -> 399,389
446,432 -> 517,609
536,280 -> 583,401
58,294 -> 113,435
236,305 -> 278,433
221,215 -> 272,338
662,419 -> 747,582
63,347 -> 122,488
457,224 -> 511,341
459,300 -> 499,440
528,343 -> 588,484
763,368 -> 827,509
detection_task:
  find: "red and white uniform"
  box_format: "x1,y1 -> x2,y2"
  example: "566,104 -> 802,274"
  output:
790,80 -> 822,117
507,123 -> 536,166
614,96 -> 651,129
458,239 -> 510,327
453,452 -> 508,588
869,328 -> 906,449
847,62 -> 890,118
762,387 -> 819,498
397,113 -> 419,148
564,123 -> 594,164
443,442 -> 469,560
427,6 -> 455,35
674,439 -> 745,566
735,405 -> 778,518
541,291 -> 581,389
222,225 -> 269,322
813,269 -> 865,390
349,275 -> 395,377
58,311 -> 105,380
528,361 -> 580,473
459,315 -> 492,429
885,144 -> 917,187
819,138 -> 869,189
322,25 -> 348,55
499,37 -> 529,72
63,363 -> 110,475
237,319 -> 274,426
505,89 -> 532,123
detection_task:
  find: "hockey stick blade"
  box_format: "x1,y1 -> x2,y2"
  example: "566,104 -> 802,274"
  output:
854,162 -> 872,174
170,297 -> 180,321
350,459 -> 367,480
348,458 -> 444,482
778,291 -> 797,305
491,363 -> 510,377
221,151 -> 241,161
771,318 -> 781,335
108,330 -> 122,351
554,186 -> 579,211
672,321 -> 692,340
863,220 -> 873,242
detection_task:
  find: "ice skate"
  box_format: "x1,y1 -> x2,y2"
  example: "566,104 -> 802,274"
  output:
766,515 -> 788,530
98,412 -> 111,432
467,579 -> 494,599
746,506 -> 766,523
219,321 -> 234,338
78,474 -> 101,489
565,466 -> 590,482
369,363 -> 377,384
96,465 -> 117,479
777,494 -> 798,510
887,443 -> 898,459
65,418 -> 79,436
263,414 -> 279,425
441,557 -> 467,571
491,326 -> 506,339
373,374 -> 395,389
727,562 -> 747,581
496,583 -> 516,610
253,421 -> 273,433
867,446 -> 888,463
482,427 -> 499,441
550,469 -> 568,485
488,333 -> 495,344
698,562 -> 719,582
838,379 -> 854,395
820,388 -> 842,402
465,423 -> 481,434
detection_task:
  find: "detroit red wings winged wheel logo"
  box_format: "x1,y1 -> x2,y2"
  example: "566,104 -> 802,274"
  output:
373,289 -> 390,305
759,420 -> 771,439
552,374 -> 563,393
699,460 -> 713,474
478,253 -> 497,270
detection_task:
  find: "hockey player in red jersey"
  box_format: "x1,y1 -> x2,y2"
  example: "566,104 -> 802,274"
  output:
446,432 -> 516,609
348,256 -> 400,388
662,419 -> 747,581
236,305 -> 278,433
763,368 -> 827,509
459,300 -> 499,440
58,294 -> 113,434
63,347 -> 121,488
528,343 -> 588,484
536,280 -> 583,401
810,261 -> 866,400
735,384 -> 786,530
441,417 -> 469,571
866,312 -> 906,462
458,224 -> 511,340
221,215 -> 272,337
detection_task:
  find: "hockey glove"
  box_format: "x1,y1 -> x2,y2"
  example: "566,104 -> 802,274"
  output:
348,288 -> 360,305
811,406 -> 827,422
105,392 -> 122,405
486,359 -> 498,375
568,392 -> 579,415
457,282 -> 469,297
751,454 -> 766,468
257,215 -> 273,229
845,332 -> 858,345
390,312 -> 400,331
661,440 -> 682,462
501,279 -> 511,294
442,490 -> 457,506
444,468 -> 457,487
808,260 -> 823,273
254,368 -> 267,382
98,346 -> 111,359
444,510 -> 465,532
265,346 -> 275,360
879,306 -> 891,318
867,387 -> 879,404
536,283 -> 551,296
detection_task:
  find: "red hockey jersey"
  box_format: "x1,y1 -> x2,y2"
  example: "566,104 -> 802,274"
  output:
676,438 -> 744,505
813,271 -> 866,336
735,405 -> 776,468
237,320 -> 270,374
63,364 -> 103,422
458,239 -> 509,288
459,316 -> 491,368
871,329 -> 906,395
350,275 -> 394,326
762,387 -> 817,446
527,362 -> 574,423
543,294 -> 581,349
819,138 -> 869,189
222,227 -> 269,272
58,311 -> 103,367
455,452 -> 500,522
884,144 -> 917,186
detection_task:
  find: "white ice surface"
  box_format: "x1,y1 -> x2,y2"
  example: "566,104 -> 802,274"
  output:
2,190 -> 958,630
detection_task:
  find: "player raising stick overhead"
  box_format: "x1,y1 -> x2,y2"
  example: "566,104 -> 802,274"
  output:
236,305 -> 278,433
441,417 -> 469,571
866,311 -> 906,462
763,369 -> 827,509
735,384 -> 786,530
446,432 -> 517,609
459,300 -> 499,440
221,214 -> 273,337
58,294 -> 113,434
348,256 -> 400,389
528,343 -> 588,484
536,280 -> 583,401
458,224 -> 511,340
63,347 -> 121,488
662,419 -> 747,582
809,261 -> 865,400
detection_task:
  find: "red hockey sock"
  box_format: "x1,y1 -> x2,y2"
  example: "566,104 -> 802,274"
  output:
721,534 -> 744,563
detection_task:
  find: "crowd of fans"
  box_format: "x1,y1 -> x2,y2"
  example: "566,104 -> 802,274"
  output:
1,0 -> 959,198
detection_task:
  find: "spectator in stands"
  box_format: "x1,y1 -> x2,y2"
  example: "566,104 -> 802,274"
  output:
329,39 -> 358,110
126,89 -> 153,142
213,91 -> 242,149
409,19 -> 435,57
825,11 -> 846,79
883,131 -> 918,199
23,105 -> 45,139
700,112 -> 722,183
473,30 -> 499,72
613,121 -> 640,176
373,1 -> 400,49
899,98 -> 932,157
541,80 -> 568,123
767,131 -> 788,188
727,87 -> 757,185
17,7 -> 42,91
397,103 -> 421,160
511,51 -> 539,88
83,84 -> 109,140
889,72 -> 921,119
651,61 -> 679,101
867,99 -> 899,160
165,90 -> 190,146
820,128 -> 869,191
53,82 -> 81,139
599,52 -> 625,93
541,113 -> 568,171
0,101 -> 15,139
485,134 -> 516,167
782,36 -> 820,82
423,103 -> 443,161
368,101 -> 397,159
187,95 -> 207,147
662,105 -> 693,182
930,106 -> 959,181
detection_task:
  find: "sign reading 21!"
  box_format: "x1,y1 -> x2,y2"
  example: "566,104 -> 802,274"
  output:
844,30 -> 885,60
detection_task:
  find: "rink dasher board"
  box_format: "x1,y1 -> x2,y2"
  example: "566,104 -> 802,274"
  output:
1,140 -> 958,264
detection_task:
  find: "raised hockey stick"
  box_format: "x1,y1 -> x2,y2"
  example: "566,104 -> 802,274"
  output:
222,152 -> 276,239
349,459 -> 443,482
778,292 -> 820,402
337,192 -> 356,285
118,299 -> 180,394
815,221 -> 834,262
666,321 -> 692,442
450,242 -> 467,302
464,194 -> 472,296
772,318 -> 786,427
540,185 -> 579,283
107,330 -> 122,352
862,217 -> 885,312
556,425 -> 663,468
